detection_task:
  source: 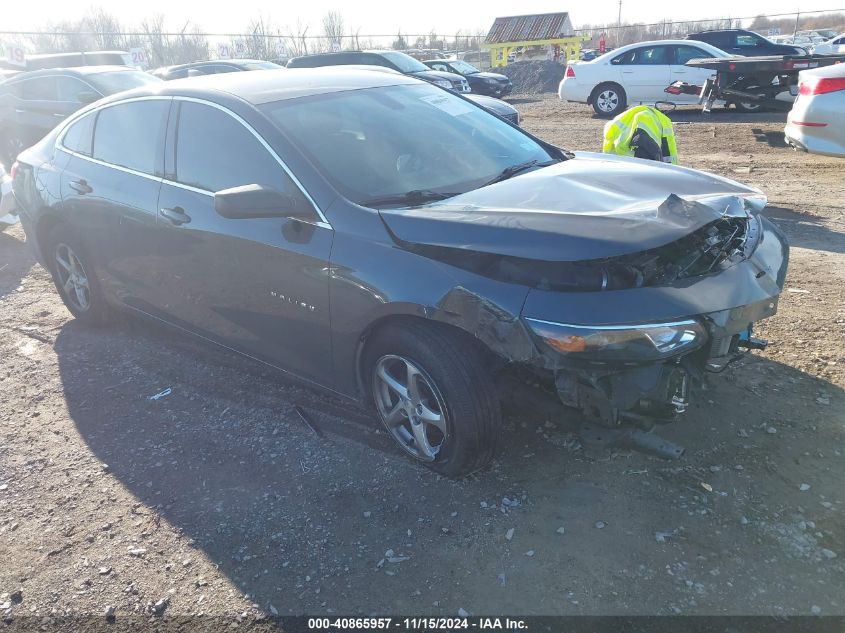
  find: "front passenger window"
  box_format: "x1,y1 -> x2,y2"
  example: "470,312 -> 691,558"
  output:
174,101 -> 310,211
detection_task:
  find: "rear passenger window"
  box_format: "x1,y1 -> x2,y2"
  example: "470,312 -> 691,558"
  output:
174,101 -> 303,199
92,100 -> 169,174
22,77 -> 57,100
62,112 -> 96,156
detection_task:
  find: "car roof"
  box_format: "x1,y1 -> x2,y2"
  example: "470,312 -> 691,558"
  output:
110,67 -> 419,105
688,29 -> 746,34
609,39 -> 726,51
4,65 -> 137,81
26,50 -> 128,59
168,59 -> 274,70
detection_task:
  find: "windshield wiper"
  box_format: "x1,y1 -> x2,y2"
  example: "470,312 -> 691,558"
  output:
482,159 -> 559,187
362,189 -> 459,208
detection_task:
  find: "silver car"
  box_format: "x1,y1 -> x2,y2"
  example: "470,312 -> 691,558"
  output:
785,63 -> 845,158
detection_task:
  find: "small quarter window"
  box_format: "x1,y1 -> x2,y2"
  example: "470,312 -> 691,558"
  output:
62,112 -> 96,156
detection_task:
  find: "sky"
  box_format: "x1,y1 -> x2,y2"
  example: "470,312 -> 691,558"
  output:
2,0 -> 839,35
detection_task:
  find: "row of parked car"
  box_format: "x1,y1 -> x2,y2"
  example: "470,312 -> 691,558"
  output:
0,49 -> 518,170
559,28 -> 845,118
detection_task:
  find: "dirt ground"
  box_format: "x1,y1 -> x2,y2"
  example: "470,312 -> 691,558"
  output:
1,96 -> 843,623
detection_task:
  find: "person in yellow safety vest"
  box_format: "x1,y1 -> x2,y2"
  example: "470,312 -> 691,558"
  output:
602,105 -> 679,165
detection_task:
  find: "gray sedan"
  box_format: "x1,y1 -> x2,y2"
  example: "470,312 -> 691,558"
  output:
11,69 -> 788,475
785,63 -> 845,158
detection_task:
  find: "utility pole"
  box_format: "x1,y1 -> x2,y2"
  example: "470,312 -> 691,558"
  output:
793,10 -> 801,39
616,0 -> 623,47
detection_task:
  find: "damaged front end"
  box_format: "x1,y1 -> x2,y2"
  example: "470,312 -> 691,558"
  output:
380,177 -> 789,458
519,202 -> 788,457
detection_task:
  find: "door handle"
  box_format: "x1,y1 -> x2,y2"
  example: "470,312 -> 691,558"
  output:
69,179 -> 93,194
160,206 -> 191,225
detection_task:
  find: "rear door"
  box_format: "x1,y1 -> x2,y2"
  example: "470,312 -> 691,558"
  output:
669,45 -> 717,103
611,45 -> 672,103
151,99 -> 334,383
58,98 -> 170,305
5,76 -> 68,148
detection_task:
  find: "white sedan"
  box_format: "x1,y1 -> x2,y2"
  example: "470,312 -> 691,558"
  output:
813,33 -> 845,55
784,63 -> 845,158
558,39 -> 730,117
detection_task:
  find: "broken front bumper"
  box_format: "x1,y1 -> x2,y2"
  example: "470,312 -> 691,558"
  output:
521,215 -> 789,426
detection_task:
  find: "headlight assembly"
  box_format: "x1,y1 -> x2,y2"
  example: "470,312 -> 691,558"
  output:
525,318 -> 706,362
433,80 -> 452,89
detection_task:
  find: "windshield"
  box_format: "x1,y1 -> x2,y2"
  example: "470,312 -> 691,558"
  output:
263,84 -> 555,207
379,51 -> 429,73
87,70 -> 161,95
242,61 -> 283,70
449,60 -> 481,74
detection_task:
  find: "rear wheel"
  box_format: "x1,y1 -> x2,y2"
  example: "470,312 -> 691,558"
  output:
366,322 -> 501,477
733,88 -> 769,113
591,83 -> 627,117
46,224 -> 113,324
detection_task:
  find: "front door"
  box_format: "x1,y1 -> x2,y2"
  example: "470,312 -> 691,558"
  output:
669,45 -> 718,104
151,100 -> 334,385
612,44 -> 672,103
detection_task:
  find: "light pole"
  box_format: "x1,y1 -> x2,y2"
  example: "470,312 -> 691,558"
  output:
616,0 -> 623,47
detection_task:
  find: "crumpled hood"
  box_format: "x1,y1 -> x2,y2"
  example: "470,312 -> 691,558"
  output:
379,152 -> 766,262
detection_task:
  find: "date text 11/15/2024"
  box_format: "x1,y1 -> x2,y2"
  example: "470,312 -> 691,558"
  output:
307,617 -> 529,630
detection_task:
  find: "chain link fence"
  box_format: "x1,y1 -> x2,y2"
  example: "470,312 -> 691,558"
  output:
2,8 -> 844,70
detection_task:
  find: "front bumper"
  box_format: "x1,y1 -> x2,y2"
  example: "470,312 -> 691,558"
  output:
522,215 -> 789,425
493,83 -> 513,96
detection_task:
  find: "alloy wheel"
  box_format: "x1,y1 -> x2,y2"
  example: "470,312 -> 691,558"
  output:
373,355 -> 448,462
54,243 -> 91,312
597,89 -> 619,113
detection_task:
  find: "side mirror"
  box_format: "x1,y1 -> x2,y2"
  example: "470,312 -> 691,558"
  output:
214,184 -> 314,220
77,91 -> 100,104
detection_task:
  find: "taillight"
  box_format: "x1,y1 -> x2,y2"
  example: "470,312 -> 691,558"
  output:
10,161 -> 18,179
799,76 -> 845,96
565,64 -> 576,78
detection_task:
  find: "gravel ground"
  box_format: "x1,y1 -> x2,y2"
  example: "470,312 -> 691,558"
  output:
1,96 -> 843,624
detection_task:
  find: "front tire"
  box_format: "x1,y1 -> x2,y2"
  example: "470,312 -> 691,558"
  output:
366,322 -> 501,477
591,83 -> 627,117
46,224 -> 113,324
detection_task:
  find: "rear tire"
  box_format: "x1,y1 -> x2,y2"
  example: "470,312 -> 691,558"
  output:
45,223 -> 113,324
733,89 -> 769,113
591,83 -> 627,117
366,322 -> 501,477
